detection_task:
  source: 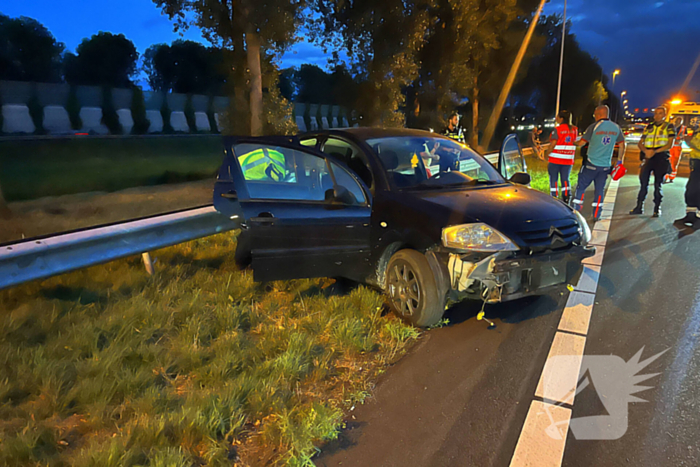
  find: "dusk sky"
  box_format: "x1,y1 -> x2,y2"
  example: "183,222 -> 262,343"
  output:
1,0 -> 698,110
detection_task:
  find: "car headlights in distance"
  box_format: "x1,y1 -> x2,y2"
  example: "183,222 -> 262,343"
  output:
442,223 -> 519,252
573,210 -> 592,245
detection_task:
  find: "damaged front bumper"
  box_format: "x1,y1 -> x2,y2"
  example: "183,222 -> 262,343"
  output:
443,245 -> 596,303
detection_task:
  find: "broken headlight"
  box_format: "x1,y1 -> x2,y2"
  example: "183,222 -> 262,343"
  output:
573,210 -> 592,245
442,223 -> 519,252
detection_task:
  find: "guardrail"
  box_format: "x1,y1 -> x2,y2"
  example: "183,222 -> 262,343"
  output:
0,206 -> 240,291
0,143 -> 543,291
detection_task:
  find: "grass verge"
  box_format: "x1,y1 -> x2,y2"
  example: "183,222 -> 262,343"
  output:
0,136 -> 223,202
525,152 -> 583,195
0,232 -> 419,466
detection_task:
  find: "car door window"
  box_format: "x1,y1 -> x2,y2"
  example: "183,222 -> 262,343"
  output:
500,134 -> 527,179
322,137 -> 374,188
232,143 -> 366,205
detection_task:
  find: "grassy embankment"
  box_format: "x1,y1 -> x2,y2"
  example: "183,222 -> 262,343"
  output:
0,137 -> 223,202
0,232 -> 418,466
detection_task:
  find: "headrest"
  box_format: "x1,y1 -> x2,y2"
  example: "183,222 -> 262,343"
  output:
380,150 -> 399,170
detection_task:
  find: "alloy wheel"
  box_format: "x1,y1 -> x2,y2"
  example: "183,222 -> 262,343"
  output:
388,260 -> 422,316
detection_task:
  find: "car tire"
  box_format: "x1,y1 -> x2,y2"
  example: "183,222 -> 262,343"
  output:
385,249 -> 446,328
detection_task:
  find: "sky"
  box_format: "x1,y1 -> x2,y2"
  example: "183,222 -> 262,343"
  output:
1,0 -> 699,110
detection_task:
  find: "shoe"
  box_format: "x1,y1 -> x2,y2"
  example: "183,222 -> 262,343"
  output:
630,205 -> 644,215
675,213 -> 697,225
652,208 -> 662,218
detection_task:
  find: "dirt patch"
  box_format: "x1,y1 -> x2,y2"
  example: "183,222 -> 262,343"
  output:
0,179 -> 215,244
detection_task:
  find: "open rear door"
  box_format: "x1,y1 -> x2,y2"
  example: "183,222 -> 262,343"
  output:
214,136 -> 373,282
498,133 -> 528,180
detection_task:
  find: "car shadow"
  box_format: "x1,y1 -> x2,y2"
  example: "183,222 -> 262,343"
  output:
444,294 -> 561,326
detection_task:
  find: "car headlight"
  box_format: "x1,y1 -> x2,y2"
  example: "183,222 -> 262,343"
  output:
573,210 -> 592,245
442,223 -> 519,252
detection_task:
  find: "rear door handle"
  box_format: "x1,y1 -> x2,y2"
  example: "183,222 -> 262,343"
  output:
250,212 -> 275,224
220,190 -> 238,199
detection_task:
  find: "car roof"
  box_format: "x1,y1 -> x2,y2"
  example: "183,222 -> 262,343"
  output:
320,127 -> 447,141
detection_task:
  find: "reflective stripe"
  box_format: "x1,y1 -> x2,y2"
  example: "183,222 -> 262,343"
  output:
573,199 -> 584,205
591,203 -> 604,207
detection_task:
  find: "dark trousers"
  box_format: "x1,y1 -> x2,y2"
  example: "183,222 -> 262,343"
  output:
548,163 -> 572,198
573,163 -> 611,218
637,152 -> 670,207
686,159 -> 700,209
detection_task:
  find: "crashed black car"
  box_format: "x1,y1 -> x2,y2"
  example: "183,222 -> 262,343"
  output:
214,128 -> 595,327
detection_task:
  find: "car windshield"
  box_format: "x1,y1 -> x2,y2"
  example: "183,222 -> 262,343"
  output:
366,136 -> 506,189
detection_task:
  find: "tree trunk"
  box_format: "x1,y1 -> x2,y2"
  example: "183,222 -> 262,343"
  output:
245,30 -> 263,136
471,75 -> 480,149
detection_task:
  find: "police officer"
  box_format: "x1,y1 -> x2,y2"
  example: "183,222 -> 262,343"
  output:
630,106 -> 676,217
542,110 -> 578,204
664,116 -> 686,183
675,119 -> 700,228
443,112 -> 466,144
572,105 -> 626,220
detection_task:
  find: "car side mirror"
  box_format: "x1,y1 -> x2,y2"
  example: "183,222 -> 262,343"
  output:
510,172 -> 531,185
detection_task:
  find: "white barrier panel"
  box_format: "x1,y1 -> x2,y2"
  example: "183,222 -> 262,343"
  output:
43,106 -> 72,134
146,110 -> 163,133
117,109 -> 134,134
194,111 -> 211,132
2,104 -> 35,134
79,107 -> 109,135
170,111 -> 189,132
214,113 -> 221,132
296,116 -> 307,132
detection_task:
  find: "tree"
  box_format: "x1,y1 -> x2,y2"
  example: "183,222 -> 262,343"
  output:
64,32 -> 138,88
0,14 -> 64,82
153,0 -> 307,136
278,67 -> 296,101
311,0 -> 432,127
143,40 -> 227,94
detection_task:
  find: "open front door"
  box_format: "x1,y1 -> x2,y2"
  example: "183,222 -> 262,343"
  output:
214,136 -> 373,282
498,133 -> 528,180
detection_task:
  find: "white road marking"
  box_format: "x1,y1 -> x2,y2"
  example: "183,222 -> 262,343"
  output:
509,179 -> 620,466
535,332 -> 587,405
510,401 -> 572,467
558,292 -> 595,336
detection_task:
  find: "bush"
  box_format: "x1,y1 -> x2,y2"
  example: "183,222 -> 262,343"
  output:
131,87 -> 150,134
101,87 -> 122,134
27,86 -> 45,134
66,85 -> 82,130
160,95 -> 173,134
184,94 -> 197,133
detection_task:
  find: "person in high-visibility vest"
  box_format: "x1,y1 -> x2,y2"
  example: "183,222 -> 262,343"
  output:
676,119 -> 700,227
664,116 -> 686,183
630,106 -> 676,217
238,148 -> 288,182
542,110 -> 578,204
443,112 -> 466,145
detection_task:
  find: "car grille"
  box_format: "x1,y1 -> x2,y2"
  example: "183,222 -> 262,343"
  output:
516,218 -> 580,249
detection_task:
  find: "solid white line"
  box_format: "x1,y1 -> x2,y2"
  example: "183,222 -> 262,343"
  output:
510,401 -> 572,467
509,177 -> 621,466
535,331 -> 587,405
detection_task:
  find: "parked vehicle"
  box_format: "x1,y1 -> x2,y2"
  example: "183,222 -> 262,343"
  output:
214,128 -> 595,327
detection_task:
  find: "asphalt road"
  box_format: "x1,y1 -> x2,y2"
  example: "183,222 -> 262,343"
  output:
315,148 -> 700,467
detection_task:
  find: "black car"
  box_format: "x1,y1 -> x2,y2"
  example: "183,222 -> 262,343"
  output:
214,128 -> 595,327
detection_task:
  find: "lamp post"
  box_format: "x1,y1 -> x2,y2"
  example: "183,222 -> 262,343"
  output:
611,70 -> 621,121
555,0 -> 567,117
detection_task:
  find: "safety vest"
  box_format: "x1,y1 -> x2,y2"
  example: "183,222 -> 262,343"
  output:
238,148 -> 287,181
643,122 -> 673,149
444,126 -> 466,144
689,133 -> 700,160
549,124 -> 578,165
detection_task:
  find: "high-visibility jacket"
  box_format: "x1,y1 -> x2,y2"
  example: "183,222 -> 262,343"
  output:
238,148 -> 287,181
672,125 -> 686,148
689,132 -> 700,160
642,121 -> 675,149
549,124 -> 578,165
443,126 -> 466,144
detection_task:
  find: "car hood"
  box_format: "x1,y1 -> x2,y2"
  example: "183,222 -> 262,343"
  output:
407,184 -> 580,248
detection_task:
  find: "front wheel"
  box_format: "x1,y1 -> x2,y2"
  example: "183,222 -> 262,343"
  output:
385,249 -> 447,327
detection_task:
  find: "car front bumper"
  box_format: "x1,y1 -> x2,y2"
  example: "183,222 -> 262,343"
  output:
441,245 -> 596,303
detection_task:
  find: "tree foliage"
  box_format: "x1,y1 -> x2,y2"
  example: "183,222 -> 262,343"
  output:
153,0 -> 307,136
64,32 -> 138,88
131,87 -> 150,134
311,0 -> 433,127
143,40 -> 228,95
0,14 -> 65,82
